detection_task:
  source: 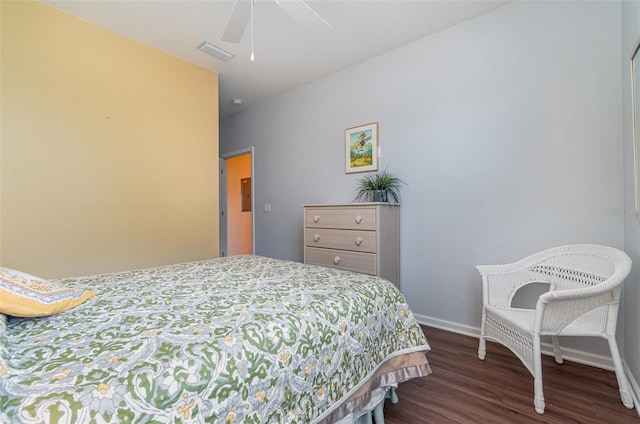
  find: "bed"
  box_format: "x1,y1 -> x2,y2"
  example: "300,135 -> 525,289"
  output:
0,255 -> 431,423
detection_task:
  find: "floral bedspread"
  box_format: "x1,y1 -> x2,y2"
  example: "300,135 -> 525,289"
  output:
0,255 -> 430,423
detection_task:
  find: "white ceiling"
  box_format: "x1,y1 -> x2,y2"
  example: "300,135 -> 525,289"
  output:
44,0 -> 509,119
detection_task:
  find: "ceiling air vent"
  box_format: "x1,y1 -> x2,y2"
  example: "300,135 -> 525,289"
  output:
198,41 -> 234,62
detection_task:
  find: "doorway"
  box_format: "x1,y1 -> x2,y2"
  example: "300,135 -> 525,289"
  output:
219,148 -> 254,257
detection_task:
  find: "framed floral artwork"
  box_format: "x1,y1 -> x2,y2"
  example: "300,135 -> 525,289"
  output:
345,122 -> 378,174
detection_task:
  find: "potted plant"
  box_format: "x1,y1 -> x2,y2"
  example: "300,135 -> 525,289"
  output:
354,169 -> 405,204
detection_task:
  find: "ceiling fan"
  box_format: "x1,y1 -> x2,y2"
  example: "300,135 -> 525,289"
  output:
221,0 -> 331,59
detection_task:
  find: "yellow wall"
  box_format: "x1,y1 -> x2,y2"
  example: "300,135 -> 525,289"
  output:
1,1 -> 219,278
227,154 -> 252,255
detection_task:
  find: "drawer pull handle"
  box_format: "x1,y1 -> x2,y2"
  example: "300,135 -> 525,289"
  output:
313,234 -> 320,242
313,215 -> 321,223
334,256 -> 341,265
355,215 -> 363,224
355,237 -> 363,246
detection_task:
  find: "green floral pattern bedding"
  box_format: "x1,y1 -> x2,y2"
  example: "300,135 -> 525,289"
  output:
0,255 -> 430,423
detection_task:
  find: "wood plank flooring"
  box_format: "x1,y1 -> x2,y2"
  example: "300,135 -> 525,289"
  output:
384,326 -> 640,423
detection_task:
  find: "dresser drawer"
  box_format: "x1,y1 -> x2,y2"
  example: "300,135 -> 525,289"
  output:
305,228 -> 376,253
305,208 -> 376,230
305,247 -> 377,275
303,203 -> 399,287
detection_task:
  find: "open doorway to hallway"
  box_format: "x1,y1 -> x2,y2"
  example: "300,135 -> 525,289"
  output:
219,148 -> 254,257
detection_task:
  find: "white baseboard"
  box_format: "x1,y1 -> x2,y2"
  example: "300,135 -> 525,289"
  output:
623,363 -> 640,418
413,311 -> 640,415
413,313 -> 480,339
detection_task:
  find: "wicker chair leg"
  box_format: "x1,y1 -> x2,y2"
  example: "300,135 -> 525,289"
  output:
478,336 -> 486,360
607,336 -> 635,409
533,336 -> 545,414
551,336 -> 563,364
478,318 -> 487,360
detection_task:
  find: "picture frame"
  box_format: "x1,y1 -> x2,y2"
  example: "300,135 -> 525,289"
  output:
345,122 -> 378,174
632,37 -> 640,216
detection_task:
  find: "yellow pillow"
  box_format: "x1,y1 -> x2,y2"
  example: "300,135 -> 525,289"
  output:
0,267 -> 96,317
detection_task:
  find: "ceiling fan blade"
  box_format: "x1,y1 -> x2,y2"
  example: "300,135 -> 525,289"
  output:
277,0 -> 332,32
221,0 -> 252,43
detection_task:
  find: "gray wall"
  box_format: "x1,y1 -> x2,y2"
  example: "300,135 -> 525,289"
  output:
623,0 -> 640,397
221,2 -> 627,358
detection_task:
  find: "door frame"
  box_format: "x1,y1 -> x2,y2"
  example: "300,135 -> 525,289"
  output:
219,147 -> 255,256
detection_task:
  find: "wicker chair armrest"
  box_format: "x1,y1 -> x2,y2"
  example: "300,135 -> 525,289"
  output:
476,263 -> 523,277
535,288 -> 618,334
476,250 -> 550,276
539,283 -> 616,303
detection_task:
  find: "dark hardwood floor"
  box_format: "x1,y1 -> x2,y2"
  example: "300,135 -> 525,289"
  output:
384,326 -> 640,423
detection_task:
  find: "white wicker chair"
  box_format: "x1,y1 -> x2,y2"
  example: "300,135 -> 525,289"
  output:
477,244 -> 634,414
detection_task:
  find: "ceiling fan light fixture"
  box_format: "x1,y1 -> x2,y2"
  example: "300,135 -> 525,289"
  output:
198,41 -> 234,62
221,0 -> 331,58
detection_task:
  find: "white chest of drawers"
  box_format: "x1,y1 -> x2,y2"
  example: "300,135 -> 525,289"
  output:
303,203 -> 399,287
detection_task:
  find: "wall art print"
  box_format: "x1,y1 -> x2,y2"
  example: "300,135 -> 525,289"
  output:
345,122 -> 378,174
